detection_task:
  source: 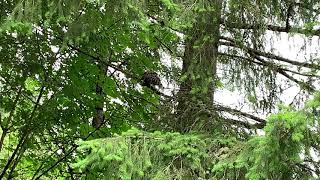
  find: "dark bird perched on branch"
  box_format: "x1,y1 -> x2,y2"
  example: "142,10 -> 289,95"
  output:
141,71 -> 162,91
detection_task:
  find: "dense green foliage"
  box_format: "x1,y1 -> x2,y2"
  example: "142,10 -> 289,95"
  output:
74,93 -> 320,179
0,0 -> 320,179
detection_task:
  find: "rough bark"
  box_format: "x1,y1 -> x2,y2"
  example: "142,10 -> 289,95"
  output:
175,1 -> 222,132
92,83 -> 105,128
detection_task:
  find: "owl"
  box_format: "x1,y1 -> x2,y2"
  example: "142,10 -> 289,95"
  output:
141,71 -> 162,90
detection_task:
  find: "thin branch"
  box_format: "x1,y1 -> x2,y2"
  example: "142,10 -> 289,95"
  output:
8,145 -> 26,179
0,129 -> 7,153
218,52 -> 316,91
221,15 -> 320,37
219,36 -> 320,69
0,86 -> 22,152
63,38 -> 172,99
249,53 -> 316,92
218,52 -> 320,78
0,84 -> 45,179
223,117 -> 263,129
155,36 -> 174,54
0,133 -> 27,179
33,114 -> 112,180
214,104 -> 266,126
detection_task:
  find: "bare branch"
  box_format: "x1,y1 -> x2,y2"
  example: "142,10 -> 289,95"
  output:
214,104 -> 267,126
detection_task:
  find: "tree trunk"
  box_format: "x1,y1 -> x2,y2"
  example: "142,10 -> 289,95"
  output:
92,83 -> 105,128
175,1 -> 222,132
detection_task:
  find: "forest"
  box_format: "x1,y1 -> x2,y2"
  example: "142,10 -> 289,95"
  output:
0,0 -> 320,179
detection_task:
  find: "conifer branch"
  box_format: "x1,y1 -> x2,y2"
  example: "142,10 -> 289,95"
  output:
219,36 -> 320,70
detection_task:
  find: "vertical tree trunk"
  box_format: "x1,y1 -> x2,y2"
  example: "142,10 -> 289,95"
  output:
92,84 -> 104,128
92,63 -> 107,128
175,1 -> 222,132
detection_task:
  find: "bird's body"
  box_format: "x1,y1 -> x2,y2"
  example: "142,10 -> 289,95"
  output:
141,71 -> 162,90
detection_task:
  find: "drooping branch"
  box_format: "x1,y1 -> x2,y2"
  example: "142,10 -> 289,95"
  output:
218,52 -> 320,78
222,117 -> 264,129
214,104 -> 266,126
221,18 -> 320,37
58,32 -> 171,99
33,110 -> 123,179
218,39 -> 316,92
250,54 -> 315,92
219,36 -> 320,70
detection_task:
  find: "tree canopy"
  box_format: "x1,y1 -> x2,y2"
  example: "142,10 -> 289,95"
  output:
0,0 -> 320,179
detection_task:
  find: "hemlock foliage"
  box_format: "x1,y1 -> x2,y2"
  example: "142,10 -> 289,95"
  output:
0,0 -> 320,179
74,92 -> 320,179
